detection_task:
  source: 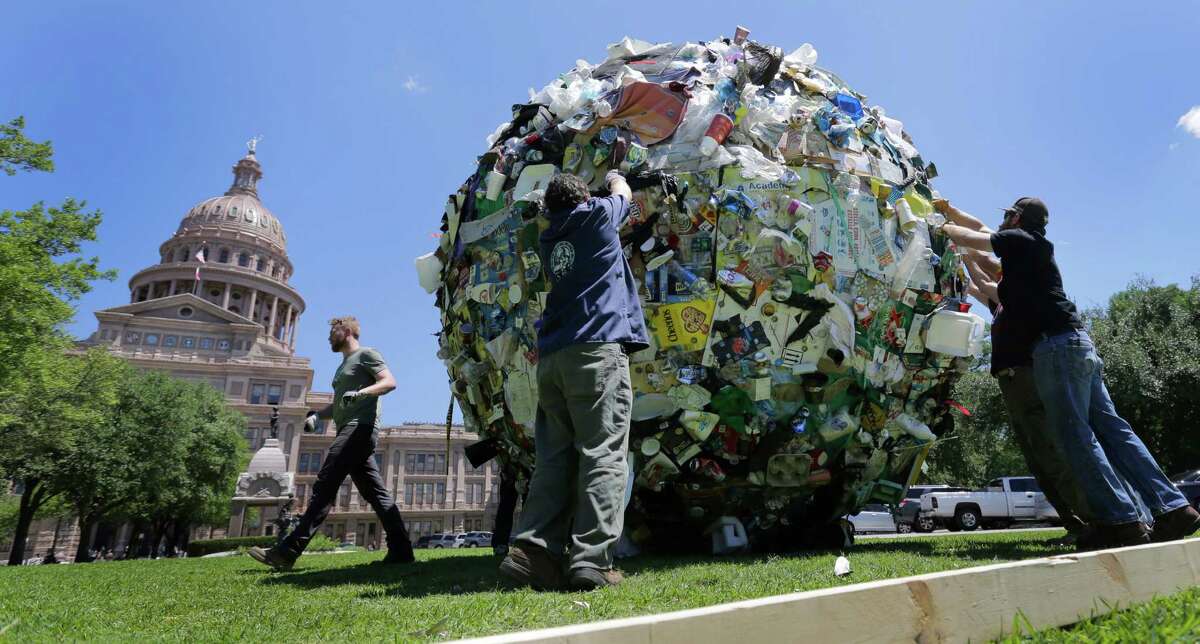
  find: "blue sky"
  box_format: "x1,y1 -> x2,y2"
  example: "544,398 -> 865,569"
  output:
4,1 -> 1199,423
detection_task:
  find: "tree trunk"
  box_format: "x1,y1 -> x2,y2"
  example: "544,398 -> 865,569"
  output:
177,522 -> 191,556
75,515 -> 97,563
7,479 -> 43,566
150,521 -> 166,559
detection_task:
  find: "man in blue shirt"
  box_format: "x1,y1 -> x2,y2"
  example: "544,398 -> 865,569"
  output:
499,170 -> 649,591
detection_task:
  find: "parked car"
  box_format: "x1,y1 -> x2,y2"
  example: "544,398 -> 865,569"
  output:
847,503 -> 897,534
920,476 -> 1057,531
1172,470 -> 1200,509
896,485 -> 968,533
428,533 -> 465,549
413,535 -> 437,549
462,531 -> 493,548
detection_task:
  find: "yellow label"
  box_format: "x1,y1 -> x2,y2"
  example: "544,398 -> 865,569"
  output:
649,300 -> 716,349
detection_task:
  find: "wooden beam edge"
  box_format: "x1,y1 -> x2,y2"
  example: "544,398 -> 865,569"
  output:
459,538 -> 1200,644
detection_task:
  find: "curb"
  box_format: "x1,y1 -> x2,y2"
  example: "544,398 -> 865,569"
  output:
458,537 -> 1200,643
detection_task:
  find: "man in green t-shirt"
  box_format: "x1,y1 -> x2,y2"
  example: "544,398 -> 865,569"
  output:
251,316 -> 413,570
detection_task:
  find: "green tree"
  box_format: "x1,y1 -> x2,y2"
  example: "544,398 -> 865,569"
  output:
0,117 -> 53,175
103,372 -> 245,559
1087,276 -> 1200,475
0,117 -> 114,563
925,369 -> 1026,487
0,349 -> 126,565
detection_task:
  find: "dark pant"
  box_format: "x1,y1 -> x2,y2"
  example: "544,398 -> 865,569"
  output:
492,472 -> 519,547
279,421 -> 410,558
998,366 -> 1091,533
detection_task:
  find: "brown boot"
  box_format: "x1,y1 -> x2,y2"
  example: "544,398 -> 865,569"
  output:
1075,522 -> 1151,551
569,567 -> 624,591
1151,505 -> 1200,543
498,543 -> 564,591
248,546 -> 295,572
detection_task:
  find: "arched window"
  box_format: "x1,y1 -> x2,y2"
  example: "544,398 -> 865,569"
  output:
256,257 -> 266,271
178,247 -> 190,262
238,252 -> 249,267
218,248 -> 230,263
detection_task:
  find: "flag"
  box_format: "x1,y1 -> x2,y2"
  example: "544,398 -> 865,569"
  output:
194,247 -> 206,282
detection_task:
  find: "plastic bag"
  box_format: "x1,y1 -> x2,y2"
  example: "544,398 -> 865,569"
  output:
744,41 -> 784,85
728,145 -> 785,181
784,43 -> 819,68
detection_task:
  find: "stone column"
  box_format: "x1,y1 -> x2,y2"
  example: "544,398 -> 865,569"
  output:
247,289 -> 259,325
228,502 -> 247,538
168,279 -> 177,296
284,303 -> 294,342
222,282 -> 232,309
288,311 -> 299,349
268,295 -> 279,338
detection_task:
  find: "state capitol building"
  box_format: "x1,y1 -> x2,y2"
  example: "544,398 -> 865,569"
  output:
2,147 -> 498,562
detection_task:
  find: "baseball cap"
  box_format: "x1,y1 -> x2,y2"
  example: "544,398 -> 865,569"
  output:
1001,197 -> 1049,229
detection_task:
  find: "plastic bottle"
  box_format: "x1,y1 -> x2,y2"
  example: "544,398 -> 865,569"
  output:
890,224 -> 933,298
699,113 -> 735,156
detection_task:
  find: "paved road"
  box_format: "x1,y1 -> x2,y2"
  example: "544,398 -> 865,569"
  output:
858,526 -> 1064,540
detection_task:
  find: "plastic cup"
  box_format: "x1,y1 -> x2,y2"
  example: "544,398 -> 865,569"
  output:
485,169 -> 507,200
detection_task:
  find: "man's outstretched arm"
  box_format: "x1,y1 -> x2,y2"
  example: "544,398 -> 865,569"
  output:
934,198 -> 993,235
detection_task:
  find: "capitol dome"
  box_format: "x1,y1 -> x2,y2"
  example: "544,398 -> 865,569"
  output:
173,151 -> 288,254
125,144 -> 306,355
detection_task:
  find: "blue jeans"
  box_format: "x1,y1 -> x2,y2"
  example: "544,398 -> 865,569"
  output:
1032,329 -> 1187,525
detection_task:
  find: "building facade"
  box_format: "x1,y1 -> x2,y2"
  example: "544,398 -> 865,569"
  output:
2,148 -> 498,563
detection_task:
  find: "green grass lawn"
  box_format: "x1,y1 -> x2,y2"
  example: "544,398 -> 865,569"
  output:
1001,585 -> 1200,643
0,531 -> 1068,642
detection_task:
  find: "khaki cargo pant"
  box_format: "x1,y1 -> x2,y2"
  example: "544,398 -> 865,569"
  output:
514,342 -> 632,571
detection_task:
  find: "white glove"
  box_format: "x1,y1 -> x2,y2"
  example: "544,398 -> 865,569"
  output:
303,414 -> 319,433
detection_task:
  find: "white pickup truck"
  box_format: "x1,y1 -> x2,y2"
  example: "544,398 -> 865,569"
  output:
919,476 -> 1059,531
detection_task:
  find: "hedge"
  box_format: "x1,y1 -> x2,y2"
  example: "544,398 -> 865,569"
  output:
187,536 -> 275,557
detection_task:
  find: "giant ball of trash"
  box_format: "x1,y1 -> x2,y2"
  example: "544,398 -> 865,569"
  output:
422,33 -> 984,551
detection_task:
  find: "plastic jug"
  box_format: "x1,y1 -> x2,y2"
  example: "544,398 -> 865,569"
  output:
710,516 -> 748,554
512,164 -> 557,201
923,309 -> 986,357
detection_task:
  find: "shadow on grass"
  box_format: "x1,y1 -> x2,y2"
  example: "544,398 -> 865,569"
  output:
256,534 -> 1067,598
258,552 -> 515,598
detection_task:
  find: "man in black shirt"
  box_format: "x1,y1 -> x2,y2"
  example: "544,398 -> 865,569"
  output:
959,247 -> 1092,543
940,197 -> 1199,549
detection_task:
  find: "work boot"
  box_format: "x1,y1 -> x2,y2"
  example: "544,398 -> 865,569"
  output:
1047,524 -> 1094,547
248,546 -> 295,572
569,567 -> 624,591
1151,505 -> 1200,543
1075,522 -> 1151,551
498,543 -> 564,591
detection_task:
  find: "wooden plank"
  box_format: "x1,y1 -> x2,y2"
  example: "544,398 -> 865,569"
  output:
459,538 -> 1200,644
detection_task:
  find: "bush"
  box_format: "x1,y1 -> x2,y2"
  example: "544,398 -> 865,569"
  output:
186,536 -> 274,558
306,533 -> 339,552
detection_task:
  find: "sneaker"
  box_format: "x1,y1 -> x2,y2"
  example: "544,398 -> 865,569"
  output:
498,543 -> 564,591
1075,522 -> 1151,551
569,567 -> 623,591
1151,505 -> 1200,543
248,546 -> 295,571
